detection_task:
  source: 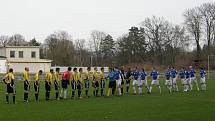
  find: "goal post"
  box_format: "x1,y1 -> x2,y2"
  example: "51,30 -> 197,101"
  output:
208,55 -> 215,79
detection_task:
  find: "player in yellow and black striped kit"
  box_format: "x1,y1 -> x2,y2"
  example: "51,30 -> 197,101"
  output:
23,67 -> 30,102
71,68 -> 78,98
34,70 -> 43,101
77,68 -> 84,98
84,67 -> 91,97
100,67 -> 105,96
3,68 -> 16,104
54,68 -> 61,100
45,69 -> 54,100
93,67 -> 100,97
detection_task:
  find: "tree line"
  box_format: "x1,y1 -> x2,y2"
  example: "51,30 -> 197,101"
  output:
0,2 -> 215,68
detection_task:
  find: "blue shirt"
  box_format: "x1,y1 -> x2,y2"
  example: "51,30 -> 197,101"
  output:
200,69 -> 206,78
165,71 -> 171,80
150,70 -> 158,80
139,71 -> 147,80
132,71 -> 139,80
108,71 -> 116,82
185,71 -> 190,79
189,69 -> 195,78
170,69 -> 177,78
179,70 -> 185,79
114,71 -> 121,80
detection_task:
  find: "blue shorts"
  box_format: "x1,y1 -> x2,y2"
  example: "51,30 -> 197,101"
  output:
71,81 -> 76,90
109,81 -> 116,88
85,80 -> 90,89
61,80 -> 68,89
34,83 -> 39,92
45,82 -> 51,91
54,81 -> 60,91
24,80 -> 30,91
7,84 -> 15,93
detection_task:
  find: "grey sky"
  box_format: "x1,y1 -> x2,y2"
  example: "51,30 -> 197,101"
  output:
0,0 -> 214,42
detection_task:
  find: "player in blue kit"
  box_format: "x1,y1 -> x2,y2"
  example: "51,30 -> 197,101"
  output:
149,67 -> 161,94
114,67 -> 123,96
132,67 -> 139,95
179,67 -> 186,92
200,67 -> 207,91
189,66 -> 200,91
107,68 -> 116,96
170,67 -> 179,92
165,68 -> 172,93
184,69 -> 190,92
138,68 -> 149,94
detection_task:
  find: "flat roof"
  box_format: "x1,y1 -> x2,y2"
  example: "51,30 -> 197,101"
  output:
7,59 -> 52,63
0,46 -> 40,48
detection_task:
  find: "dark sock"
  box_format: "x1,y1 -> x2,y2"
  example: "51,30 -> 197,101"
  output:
35,94 -> 39,101
101,89 -> 103,96
72,91 -> 75,98
85,90 -> 88,96
126,86 -> 129,93
26,93 -> 28,101
112,88 -> 115,96
56,92 -> 59,99
78,90 -> 81,97
13,96 -> 16,103
96,90 -> 98,96
121,88 -> 124,94
24,93 -> 27,101
47,92 -> 50,100
6,95 -> 9,103
93,90 -> 95,96
45,92 -> 49,100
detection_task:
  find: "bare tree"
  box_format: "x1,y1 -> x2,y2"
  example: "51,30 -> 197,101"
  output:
44,31 -> 74,66
199,3 -> 215,52
90,30 -> 106,65
184,8 -> 202,59
74,39 -> 86,66
141,16 -> 173,64
8,34 -> 27,46
0,35 -> 10,46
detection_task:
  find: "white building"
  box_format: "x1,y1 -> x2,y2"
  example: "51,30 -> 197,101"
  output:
0,56 -> 7,73
0,46 -> 52,73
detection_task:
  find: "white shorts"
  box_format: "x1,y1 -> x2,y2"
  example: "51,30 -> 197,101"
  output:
116,79 -> 122,87
137,79 -> 148,86
151,80 -> 159,85
190,77 -> 197,84
180,79 -> 186,85
165,80 -> 172,86
184,78 -> 190,85
172,78 -> 177,84
200,77 -> 206,84
142,80 -> 148,86
132,80 -> 138,86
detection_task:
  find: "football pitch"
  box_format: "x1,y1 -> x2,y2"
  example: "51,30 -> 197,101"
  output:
0,80 -> 214,121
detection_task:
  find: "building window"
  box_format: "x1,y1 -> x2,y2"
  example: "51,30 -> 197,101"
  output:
19,51 -> 23,58
31,51 -> 36,58
10,51 -> 15,58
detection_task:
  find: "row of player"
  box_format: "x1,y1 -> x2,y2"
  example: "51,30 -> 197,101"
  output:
2,66 -> 206,104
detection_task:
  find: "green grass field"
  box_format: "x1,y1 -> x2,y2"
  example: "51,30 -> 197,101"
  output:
0,79 -> 214,121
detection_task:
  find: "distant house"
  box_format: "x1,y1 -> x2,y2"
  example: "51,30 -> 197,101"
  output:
0,46 -> 52,73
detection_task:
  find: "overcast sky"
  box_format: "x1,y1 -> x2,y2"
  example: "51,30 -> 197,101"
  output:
0,0 -> 214,42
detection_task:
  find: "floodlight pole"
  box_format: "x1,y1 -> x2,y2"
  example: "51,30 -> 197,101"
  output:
208,55 -> 215,79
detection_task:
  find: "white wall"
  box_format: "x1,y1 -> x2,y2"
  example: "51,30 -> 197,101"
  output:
0,48 -> 6,57
8,62 -> 51,73
0,59 -> 7,73
5,47 -> 40,61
